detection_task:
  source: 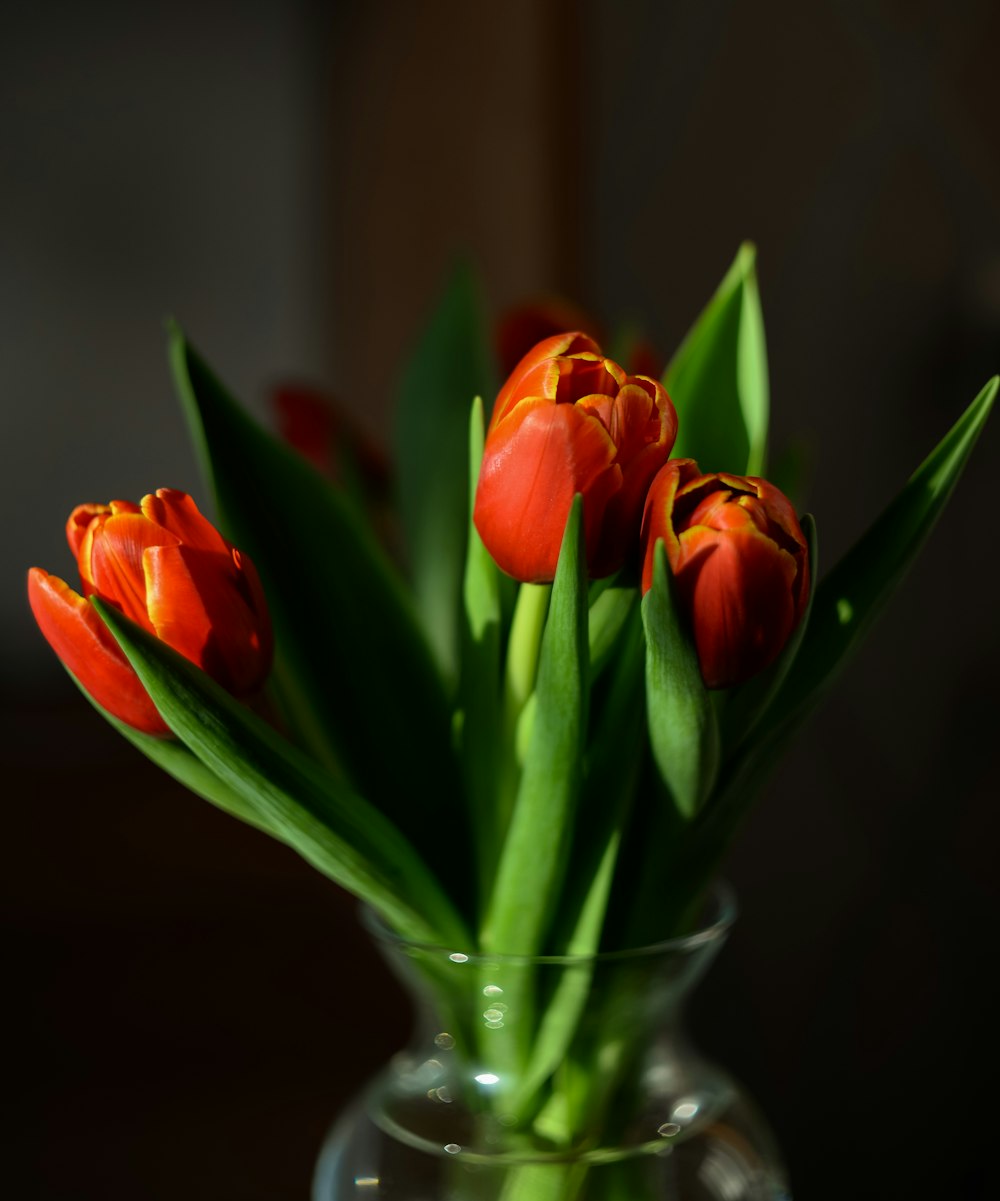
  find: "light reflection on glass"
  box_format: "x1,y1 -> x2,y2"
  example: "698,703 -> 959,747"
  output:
433,1032 -> 455,1049
674,1100 -> 699,1121
698,1142 -> 747,1201
483,1005 -> 506,1028
443,1142 -> 462,1155
483,984 -> 504,997
448,952 -> 469,963
474,1072 -> 500,1085
354,1176 -> 379,1188
657,1121 -> 681,1137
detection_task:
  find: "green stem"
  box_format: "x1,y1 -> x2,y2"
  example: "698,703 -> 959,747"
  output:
494,582 -> 551,870
496,1161 -> 590,1201
505,583 -> 552,715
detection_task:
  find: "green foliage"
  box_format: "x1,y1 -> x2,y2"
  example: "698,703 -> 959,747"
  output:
394,262 -> 497,682
642,543 -> 720,820
482,497 -> 589,957
94,599 -> 469,949
168,324 -> 469,896
665,242 -> 769,476
458,396 -> 504,908
693,377 -> 997,883
763,376 -> 996,745
69,669 -> 280,840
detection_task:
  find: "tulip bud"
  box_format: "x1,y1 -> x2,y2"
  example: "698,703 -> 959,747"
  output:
474,333 -> 679,583
28,489 -> 273,735
271,383 -> 391,491
641,460 -> 810,689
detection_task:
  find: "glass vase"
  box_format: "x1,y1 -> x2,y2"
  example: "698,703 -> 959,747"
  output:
313,885 -> 789,1200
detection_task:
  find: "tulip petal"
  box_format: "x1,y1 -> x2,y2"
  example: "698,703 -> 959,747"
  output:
82,512 -> 179,629
640,460 -> 699,593
675,526 -> 798,688
491,331 -> 600,430
27,568 -> 169,735
141,488 -> 229,554
722,514 -> 818,747
66,503 -> 111,558
554,356 -> 623,405
475,400 -> 619,582
144,543 -> 271,697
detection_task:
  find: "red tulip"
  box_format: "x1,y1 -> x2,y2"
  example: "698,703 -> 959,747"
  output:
474,333 -> 678,582
272,383 -> 391,490
28,489 -> 273,735
641,460 -> 810,689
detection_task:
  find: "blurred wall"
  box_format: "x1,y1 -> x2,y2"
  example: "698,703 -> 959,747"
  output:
4,2 -> 999,1199
1,0 -> 333,684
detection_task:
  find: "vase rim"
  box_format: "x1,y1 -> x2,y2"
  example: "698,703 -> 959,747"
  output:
361,879 -> 737,965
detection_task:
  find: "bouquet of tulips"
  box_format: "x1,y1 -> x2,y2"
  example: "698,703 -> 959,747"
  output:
28,247 -> 994,1185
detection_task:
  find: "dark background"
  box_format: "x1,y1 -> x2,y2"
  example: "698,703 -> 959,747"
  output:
3,1 -> 999,1198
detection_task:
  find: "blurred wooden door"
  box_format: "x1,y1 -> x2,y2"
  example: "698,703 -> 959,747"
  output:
325,0 -> 580,431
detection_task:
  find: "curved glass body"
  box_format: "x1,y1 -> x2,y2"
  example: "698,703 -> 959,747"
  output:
314,886 -> 789,1200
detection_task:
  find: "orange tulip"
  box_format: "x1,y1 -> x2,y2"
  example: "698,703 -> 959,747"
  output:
641,460 -> 810,689
474,333 -> 678,582
28,489 -> 273,735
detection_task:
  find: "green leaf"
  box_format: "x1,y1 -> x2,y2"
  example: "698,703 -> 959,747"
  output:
510,830 -> 621,1120
482,496 -> 589,956
93,599 -> 469,949
394,262 -> 497,682
67,667 -> 280,839
684,383 -> 995,902
167,324 -> 468,889
665,242 -> 769,475
762,377 -> 996,740
642,542 -> 720,819
512,611 -> 647,1112
458,396 -> 503,907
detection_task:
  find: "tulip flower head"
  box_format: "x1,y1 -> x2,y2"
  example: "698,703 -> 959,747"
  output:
28,489 -> 273,735
641,460 -> 810,689
474,332 -> 678,582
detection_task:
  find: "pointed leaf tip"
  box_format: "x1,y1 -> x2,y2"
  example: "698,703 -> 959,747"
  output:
666,243 -> 770,476
737,241 -> 757,272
